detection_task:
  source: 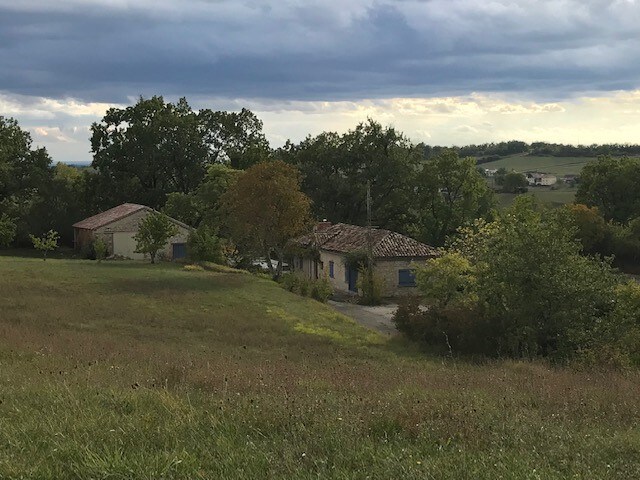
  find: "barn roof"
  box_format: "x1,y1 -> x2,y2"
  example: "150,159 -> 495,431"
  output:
72,203 -> 148,230
294,223 -> 437,258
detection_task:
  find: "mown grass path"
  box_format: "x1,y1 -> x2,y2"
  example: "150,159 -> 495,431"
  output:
0,257 -> 639,478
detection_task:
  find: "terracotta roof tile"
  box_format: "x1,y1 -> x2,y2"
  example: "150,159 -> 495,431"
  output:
72,203 -> 148,230
294,223 -> 436,258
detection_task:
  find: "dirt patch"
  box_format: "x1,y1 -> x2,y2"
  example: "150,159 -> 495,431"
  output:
327,300 -> 398,336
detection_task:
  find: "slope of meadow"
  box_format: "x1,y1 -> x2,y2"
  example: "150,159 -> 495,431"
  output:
0,257 -> 639,479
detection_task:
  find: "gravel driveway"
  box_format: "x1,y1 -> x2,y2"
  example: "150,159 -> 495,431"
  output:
328,300 -> 398,336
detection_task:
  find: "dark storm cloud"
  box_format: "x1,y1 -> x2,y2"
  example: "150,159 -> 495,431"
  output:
1,0 -> 640,103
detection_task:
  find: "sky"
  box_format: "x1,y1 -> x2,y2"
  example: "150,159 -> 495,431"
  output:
2,0 -> 640,163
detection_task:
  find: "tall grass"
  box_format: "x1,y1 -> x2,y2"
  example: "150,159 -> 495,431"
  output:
0,257 -> 639,478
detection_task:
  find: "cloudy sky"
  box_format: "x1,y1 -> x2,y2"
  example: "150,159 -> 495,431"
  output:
2,0 -> 640,163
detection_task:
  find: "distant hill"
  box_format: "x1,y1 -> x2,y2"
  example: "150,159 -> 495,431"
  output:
479,154 -> 592,176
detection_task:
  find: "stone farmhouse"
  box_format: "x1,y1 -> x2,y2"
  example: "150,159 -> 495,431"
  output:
291,222 -> 437,297
73,203 -> 191,260
525,172 -> 557,186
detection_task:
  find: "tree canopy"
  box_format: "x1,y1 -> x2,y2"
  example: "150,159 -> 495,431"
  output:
221,160 -> 312,277
414,150 -> 495,246
576,155 -> 640,223
278,119 -> 421,235
90,97 -> 269,211
134,212 -> 179,264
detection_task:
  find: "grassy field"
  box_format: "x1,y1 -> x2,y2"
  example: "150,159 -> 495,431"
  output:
481,154 -> 593,176
1,257 -> 640,478
496,186 -> 578,209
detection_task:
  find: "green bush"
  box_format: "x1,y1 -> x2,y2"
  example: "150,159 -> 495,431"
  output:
311,276 -> 334,302
357,268 -> 383,305
94,238 -> 107,262
298,276 -> 311,297
29,230 -> 59,261
401,197 -> 640,364
0,214 -> 16,248
393,298 -> 492,355
187,226 -> 224,264
281,273 -> 333,303
281,273 -> 301,292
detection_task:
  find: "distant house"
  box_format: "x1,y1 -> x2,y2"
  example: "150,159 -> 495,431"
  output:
525,172 -> 557,186
291,222 -> 437,297
73,203 -> 191,260
562,174 -> 580,185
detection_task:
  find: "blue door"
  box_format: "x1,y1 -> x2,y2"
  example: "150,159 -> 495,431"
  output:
172,243 -> 187,260
347,267 -> 358,292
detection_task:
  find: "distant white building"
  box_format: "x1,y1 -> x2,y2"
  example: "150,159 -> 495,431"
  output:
484,168 -> 498,177
525,172 -> 557,186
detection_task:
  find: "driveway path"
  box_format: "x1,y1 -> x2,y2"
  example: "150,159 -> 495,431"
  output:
328,300 -> 398,336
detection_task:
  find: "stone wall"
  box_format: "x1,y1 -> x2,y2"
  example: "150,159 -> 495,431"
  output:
374,258 -> 428,297
295,250 -> 431,298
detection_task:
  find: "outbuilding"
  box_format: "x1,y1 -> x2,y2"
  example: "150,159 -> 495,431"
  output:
73,203 -> 191,260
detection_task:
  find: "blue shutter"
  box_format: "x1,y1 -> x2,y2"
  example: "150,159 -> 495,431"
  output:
329,261 -> 334,278
398,269 -> 416,287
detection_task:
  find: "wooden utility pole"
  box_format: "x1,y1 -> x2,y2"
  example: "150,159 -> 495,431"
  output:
366,181 -> 374,296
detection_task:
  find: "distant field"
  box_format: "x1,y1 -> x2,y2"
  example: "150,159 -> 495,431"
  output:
497,186 -> 578,209
481,154 -> 593,176
1,257 -> 640,478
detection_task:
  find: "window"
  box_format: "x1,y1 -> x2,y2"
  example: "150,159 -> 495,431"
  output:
329,261 -> 334,278
398,269 -> 416,287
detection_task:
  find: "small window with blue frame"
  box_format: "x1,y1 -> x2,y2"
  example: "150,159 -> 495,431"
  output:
398,268 -> 416,287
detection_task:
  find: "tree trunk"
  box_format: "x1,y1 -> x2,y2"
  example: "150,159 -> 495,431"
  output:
150,252 -> 156,264
264,247 -> 276,278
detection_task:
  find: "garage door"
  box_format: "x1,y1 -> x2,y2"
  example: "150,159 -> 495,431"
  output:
172,243 -> 187,259
112,232 -> 146,260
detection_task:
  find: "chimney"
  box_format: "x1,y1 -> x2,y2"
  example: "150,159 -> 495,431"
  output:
314,219 -> 332,232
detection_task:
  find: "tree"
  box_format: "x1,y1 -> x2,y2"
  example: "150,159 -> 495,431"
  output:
576,155 -> 640,223
415,252 -> 476,309
29,230 -> 59,260
0,116 -> 55,245
187,226 -> 224,264
500,171 -> 528,193
400,196 -> 633,361
134,212 -> 179,264
163,163 -> 241,229
0,214 -> 16,247
414,150 -> 495,246
90,97 -> 211,209
565,204 -> 608,255
279,119 -> 421,235
199,108 -> 271,169
221,160 -> 312,278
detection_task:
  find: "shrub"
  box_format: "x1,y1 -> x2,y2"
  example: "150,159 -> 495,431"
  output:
281,273 -> 301,293
357,268 -> 383,305
0,214 -> 16,248
187,226 -> 224,264
298,276 -> 311,297
94,238 -> 107,262
134,212 -> 178,264
29,230 -> 59,261
311,276 -> 334,303
281,273 -> 334,303
81,241 -> 96,260
403,197 -> 638,364
393,298 -> 491,356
